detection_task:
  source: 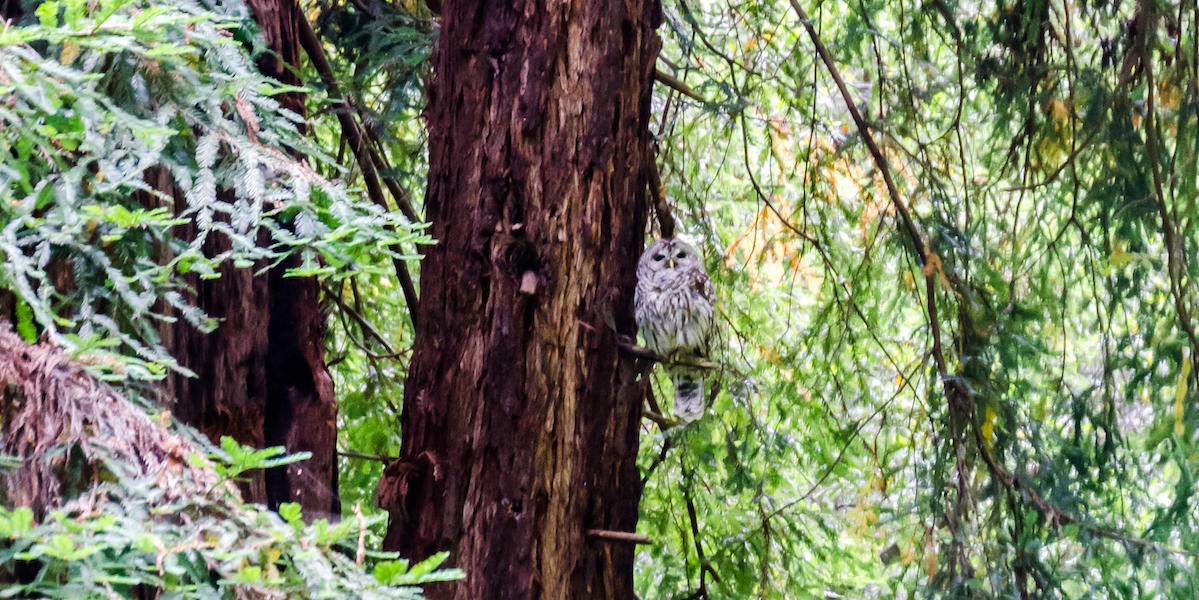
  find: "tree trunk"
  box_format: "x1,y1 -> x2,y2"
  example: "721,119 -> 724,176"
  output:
162,0 -> 339,518
377,1 -> 661,598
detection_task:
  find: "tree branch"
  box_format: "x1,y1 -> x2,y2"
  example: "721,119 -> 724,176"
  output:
788,0 -> 927,267
642,409 -> 681,430
654,68 -> 706,103
682,464 -> 721,590
295,8 -> 421,322
586,529 -> 653,544
1140,8 -> 1199,371
646,143 -> 677,239
338,450 -> 396,462
619,341 -> 720,370
322,283 -> 399,356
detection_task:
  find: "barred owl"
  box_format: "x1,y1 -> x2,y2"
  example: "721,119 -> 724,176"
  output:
635,238 -> 715,423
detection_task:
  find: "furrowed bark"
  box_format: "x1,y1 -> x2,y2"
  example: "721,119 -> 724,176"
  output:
163,0 -> 339,517
377,1 -> 662,598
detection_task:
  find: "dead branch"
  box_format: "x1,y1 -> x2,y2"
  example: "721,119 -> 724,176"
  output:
0,326 -> 226,512
586,529 -> 653,544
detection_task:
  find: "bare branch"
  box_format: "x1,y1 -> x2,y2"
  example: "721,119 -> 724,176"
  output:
322,283 -> 399,356
646,143 -> 677,239
586,529 -> 654,545
654,68 -> 706,103
641,409 -> 681,430
619,341 -> 720,370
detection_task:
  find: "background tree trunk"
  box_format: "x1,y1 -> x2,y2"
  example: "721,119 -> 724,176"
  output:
162,0 -> 339,518
378,1 -> 661,598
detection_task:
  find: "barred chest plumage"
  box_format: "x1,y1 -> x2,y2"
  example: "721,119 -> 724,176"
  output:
634,267 -> 713,358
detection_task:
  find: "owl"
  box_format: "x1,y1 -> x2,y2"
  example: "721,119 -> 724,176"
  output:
634,238 -> 715,423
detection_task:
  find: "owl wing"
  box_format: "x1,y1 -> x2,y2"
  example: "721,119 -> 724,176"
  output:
687,266 -> 716,359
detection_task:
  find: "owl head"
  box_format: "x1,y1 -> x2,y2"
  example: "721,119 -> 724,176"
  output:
638,238 -> 702,279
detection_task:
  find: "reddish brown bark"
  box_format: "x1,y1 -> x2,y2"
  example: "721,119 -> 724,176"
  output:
162,0 -> 339,517
378,1 -> 662,598
156,172 -> 274,504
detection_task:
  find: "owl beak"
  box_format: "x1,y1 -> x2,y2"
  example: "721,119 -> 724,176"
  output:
667,258 -> 676,268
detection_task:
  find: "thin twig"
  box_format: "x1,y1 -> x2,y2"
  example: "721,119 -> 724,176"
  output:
682,460 -> 720,590
322,283 -> 399,356
338,450 -> 396,462
640,435 -> 676,486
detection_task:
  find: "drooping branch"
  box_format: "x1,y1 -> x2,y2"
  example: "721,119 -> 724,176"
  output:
788,0 -> 1198,561
294,8 -> 421,322
1140,7 -> 1199,372
787,0 -> 959,425
787,0 -> 928,268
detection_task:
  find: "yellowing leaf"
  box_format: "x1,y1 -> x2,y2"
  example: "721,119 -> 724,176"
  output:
858,193 -> 893,240
1047,99 -> 1069,124
923,537 -> 938,581
1109,239 -> 1133,268
758,344 -> 782,365
921,253 -> 952,290
982,405 -> 996,446
1158,79 -> 1180,110
60,42 -> 80,65
766,114 -> 794,179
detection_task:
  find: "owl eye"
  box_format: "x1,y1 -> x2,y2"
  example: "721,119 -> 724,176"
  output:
676,251 -> 687,259
652,253 -> 665,261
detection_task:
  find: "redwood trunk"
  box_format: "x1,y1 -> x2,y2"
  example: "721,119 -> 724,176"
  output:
378,1 -> 661,598
163,0 -> 338,517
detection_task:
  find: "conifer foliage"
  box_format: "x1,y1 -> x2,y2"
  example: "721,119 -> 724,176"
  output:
0,0 -> 422,378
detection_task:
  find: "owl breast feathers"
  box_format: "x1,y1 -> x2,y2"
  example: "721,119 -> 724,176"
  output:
634,238 -> 715,422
